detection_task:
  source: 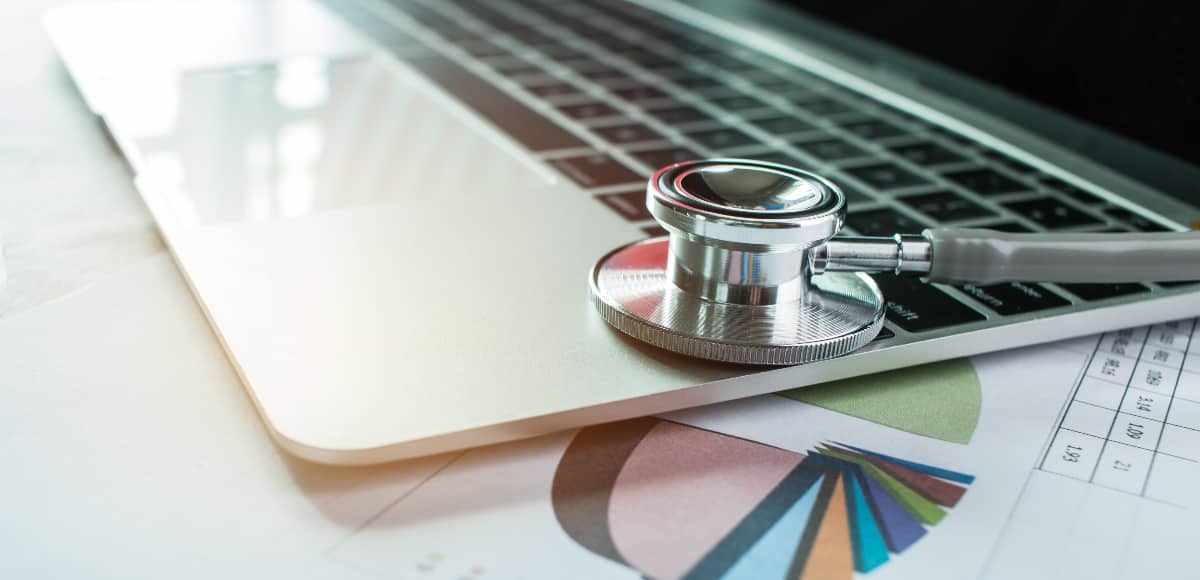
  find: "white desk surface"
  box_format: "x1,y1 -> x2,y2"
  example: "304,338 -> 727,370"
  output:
0,0 -> 165,319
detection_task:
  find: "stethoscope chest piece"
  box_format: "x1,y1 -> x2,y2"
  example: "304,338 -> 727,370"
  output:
590,159 -> 885,365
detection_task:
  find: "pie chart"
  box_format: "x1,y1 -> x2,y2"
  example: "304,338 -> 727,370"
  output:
551,418 -> 973,579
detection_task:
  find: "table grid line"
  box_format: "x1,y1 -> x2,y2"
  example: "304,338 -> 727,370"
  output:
1087,330 -> 1152,483
1142,320 -> 1197,495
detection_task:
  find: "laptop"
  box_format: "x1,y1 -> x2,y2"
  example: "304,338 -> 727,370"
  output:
44,0 -> 1200,464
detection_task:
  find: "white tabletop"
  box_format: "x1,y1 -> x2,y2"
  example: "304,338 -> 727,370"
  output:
0,0 -> 165,318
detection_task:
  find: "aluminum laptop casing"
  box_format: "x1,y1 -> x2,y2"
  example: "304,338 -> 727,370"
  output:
45,0 -> 1200,464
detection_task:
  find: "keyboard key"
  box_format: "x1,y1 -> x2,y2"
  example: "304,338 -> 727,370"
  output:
844,163 -> 932,190
1040,177 -> 1104,205
402,53 -> 587,152
1003,198 -> 1103,229
840,118 -> 910,140
559,57 -> 613,73
845,207 -> 928,236
1157,281 -> 1200,288
670,74 -> 730,92
930,127 -> 976,148
630,146 -> 703,170
744,151 -> 805,168
548,153 -> 643,188
707,95 -> 773,114
957,282 -> 1070,315
535,44 -> 589,62
871,276 -> 987,332
793,137 -> 869,161
943,168 -> 1028,196
836,181 -> 872,205
644,105 -> 717,126
596,190 -> 652,222
901,190 -> 996,221
890,142 -> 967,166
685,128 -> 760,150
982,150 -> 1038,175
611,86 -> 674,104
749,115 -> 815,135
593,123 -> 666,145
556,102 -> 622,121
579,68 -> 639,85
1059,283 -> 1150,301
792,96 -> 856,116
481,56 -> 541,75
979,221 -> 1034,232
527,82 -> 584,98
1104,207 -> 1171,232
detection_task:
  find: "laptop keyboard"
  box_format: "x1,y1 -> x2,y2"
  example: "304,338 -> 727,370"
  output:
319,0 -> 1192,337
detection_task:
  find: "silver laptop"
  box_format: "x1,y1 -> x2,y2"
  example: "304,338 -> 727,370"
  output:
45,0 -> 1200,464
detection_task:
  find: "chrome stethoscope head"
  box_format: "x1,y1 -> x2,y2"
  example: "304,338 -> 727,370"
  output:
590,159 -> 886,365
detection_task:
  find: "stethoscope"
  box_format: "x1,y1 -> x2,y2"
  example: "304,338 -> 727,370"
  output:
589,159 -> 1200,365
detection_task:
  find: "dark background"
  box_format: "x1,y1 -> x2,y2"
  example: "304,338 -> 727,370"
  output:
778,1 -> 1198,193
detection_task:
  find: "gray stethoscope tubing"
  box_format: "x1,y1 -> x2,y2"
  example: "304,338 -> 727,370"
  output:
589,159 -> 1200,366
820,227 -> 1200,285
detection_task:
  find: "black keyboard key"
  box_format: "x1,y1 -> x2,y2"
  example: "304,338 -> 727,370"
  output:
957,282 -> 1070,315
1158,281 -> 1200,288
611,86 -> 674,104
593,123 -> 666,145
1059,283 -> 1150,301
837,181 -> 872,205
980,221 -> 1034,232
686,128 -> 760,150
559,57 -> 612,73
793,137 -> 869,161
613,49 -> 674,68
871,276 -> 987,332
890,142 -> 967,166
548,153 -> 643,188
556,102 -> 622,122
645,105 -> 717,126
750,115 -> 815,135
845,207 -> 928,236
596,190 -> 652,222
1039,177 -> 1103,205
401,54 -> 587,152
943,168 -> 1028,196
631,146 -> 703,170
527,82 -> 584,98
707,95 -> 773,114
872,326 -> 896,341
840,118 -> 909,140
792,96 -> 855,116
481,56 -> 540,75
844,163 -> 932,190
535,44 -> 589,62
1103,207 -> 1171,232
901,190 -> 996,222
670,74 -> 730,92
579,68 -> 638,85
930,127 -> 976,148
982,150 -> 1038,175
745,151 -> 805,168
1003,198 -> 1103,229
